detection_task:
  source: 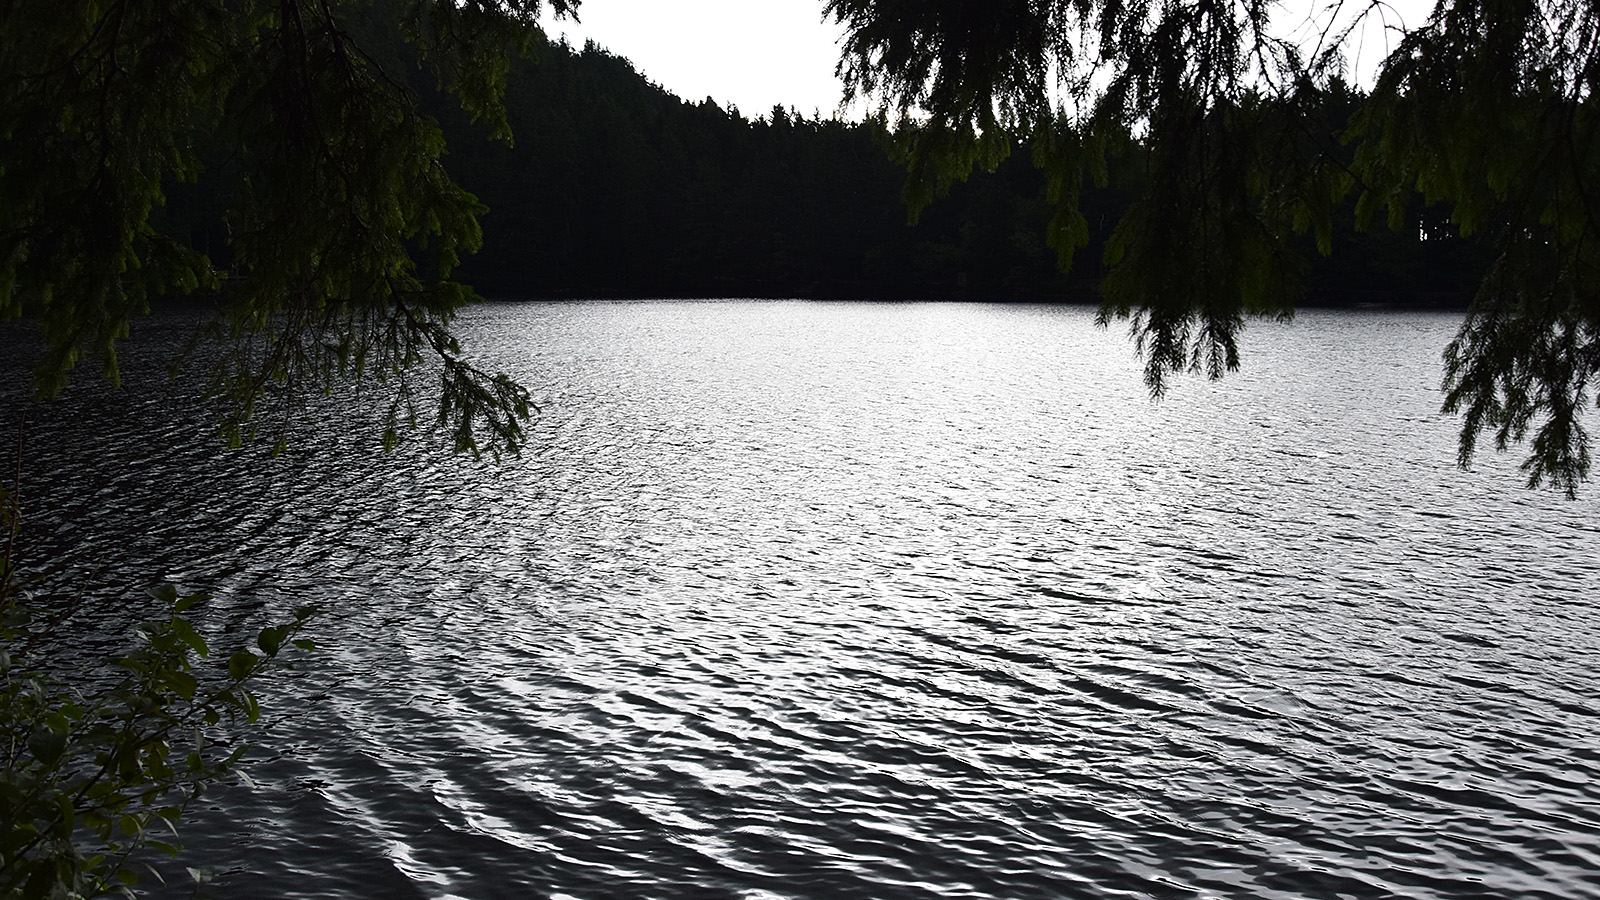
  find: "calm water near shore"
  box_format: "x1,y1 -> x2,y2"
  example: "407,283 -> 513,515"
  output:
6,300 -> 1600,899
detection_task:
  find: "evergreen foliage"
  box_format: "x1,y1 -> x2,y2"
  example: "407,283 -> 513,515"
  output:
0,3 -> 560,895
0,0 -> 568,457
826,0 -> 1600,493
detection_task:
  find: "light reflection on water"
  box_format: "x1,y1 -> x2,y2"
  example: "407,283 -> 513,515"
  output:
6,301 -> 1600,899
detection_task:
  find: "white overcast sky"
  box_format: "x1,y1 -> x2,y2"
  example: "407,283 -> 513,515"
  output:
550,0 -> 854,118
549,0 -> 1439,121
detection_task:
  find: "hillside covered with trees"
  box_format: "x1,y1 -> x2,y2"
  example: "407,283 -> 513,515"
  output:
420,39 -> 1481,305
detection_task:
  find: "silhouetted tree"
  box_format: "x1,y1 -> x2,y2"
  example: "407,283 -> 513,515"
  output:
2,0 -> 562,454
0,2 -> 568,894
826,0 -> 1600,494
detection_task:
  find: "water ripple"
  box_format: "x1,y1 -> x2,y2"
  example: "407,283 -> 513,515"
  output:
4,302 -> 1599,899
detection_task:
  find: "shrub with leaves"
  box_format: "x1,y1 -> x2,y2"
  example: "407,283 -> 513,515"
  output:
0,491 -> 316,898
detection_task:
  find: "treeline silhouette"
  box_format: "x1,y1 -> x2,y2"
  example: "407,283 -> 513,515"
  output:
428,40 -> 1482,306
424,39 -> 1074,300
158,18 -> 1484,306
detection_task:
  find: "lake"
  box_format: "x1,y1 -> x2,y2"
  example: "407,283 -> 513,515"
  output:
5,301 -> 1599,899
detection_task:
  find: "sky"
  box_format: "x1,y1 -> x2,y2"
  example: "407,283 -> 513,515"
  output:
549,0 -> 1441,121
549,0 -> 855,119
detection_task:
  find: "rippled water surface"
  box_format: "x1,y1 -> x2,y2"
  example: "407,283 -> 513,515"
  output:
6,301 -> 1600,899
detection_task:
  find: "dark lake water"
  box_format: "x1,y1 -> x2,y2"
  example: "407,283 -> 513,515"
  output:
5,301 -> 1600,899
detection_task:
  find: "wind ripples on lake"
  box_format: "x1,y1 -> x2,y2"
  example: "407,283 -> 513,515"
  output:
5,301 -> 1599,899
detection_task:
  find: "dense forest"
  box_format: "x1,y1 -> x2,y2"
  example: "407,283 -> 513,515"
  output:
413,39 -> 1485,306
157,21 -> 1484,307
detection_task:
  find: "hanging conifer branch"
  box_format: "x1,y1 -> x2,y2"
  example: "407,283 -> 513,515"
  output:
0,0 -> 576,457
829,0 -> 1600,494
